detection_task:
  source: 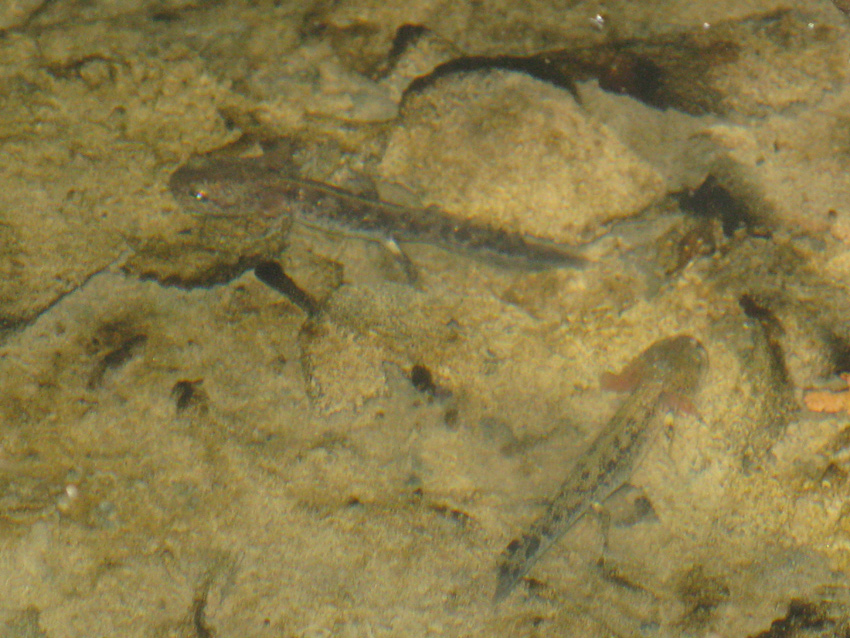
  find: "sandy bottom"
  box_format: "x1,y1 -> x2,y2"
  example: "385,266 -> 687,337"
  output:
2,1 -> 850,636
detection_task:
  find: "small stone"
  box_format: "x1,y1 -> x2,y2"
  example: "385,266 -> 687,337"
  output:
380,69 -> 665,246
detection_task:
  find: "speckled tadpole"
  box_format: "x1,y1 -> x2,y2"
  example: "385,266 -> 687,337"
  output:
169,157 -> 587,272
494,335 -> 708,602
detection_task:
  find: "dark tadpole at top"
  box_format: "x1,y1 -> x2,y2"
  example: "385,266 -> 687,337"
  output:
398,17 -> 742,116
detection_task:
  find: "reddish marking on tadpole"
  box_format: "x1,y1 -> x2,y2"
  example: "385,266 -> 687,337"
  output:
601,360 -> 647,392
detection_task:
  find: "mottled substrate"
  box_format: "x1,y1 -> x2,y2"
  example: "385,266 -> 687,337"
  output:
380,69 -> 665,245
2,1 -> 850,637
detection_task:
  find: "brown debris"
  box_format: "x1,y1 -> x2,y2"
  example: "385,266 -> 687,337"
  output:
804,373 -> 850,415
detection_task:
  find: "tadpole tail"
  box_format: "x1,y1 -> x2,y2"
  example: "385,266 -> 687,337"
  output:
493,532 -> 546,603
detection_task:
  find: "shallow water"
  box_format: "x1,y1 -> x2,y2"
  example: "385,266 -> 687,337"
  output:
2,1 -> 850,636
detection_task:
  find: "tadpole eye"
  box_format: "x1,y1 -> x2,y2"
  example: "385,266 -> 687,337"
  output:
190,187 -> 208,202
